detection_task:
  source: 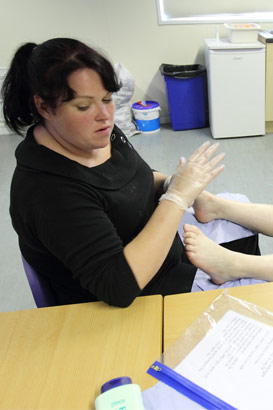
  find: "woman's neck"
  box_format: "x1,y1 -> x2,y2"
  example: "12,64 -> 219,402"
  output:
33,124 -> 111,168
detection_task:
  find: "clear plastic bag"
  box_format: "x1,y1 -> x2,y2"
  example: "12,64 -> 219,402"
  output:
145,290 -> 273,410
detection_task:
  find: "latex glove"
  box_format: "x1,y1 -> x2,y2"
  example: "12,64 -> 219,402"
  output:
160,141 -> 225,211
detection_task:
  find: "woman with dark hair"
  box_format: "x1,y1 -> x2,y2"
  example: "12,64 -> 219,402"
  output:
2,37 -> 227,307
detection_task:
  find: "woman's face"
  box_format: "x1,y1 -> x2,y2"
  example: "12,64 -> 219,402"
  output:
43,68 -> 115,154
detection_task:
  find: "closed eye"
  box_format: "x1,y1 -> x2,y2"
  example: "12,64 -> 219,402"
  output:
77,106 -> 89,111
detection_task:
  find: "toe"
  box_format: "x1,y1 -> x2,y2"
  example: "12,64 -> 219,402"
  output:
183,224 -> 200,234
183,236 -> 196,245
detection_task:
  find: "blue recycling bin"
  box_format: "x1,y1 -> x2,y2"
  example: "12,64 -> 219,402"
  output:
160,64 -> 207,131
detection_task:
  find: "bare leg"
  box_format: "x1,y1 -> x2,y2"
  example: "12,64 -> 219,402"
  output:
194,191 -> 273,237
183,224 -> 273,283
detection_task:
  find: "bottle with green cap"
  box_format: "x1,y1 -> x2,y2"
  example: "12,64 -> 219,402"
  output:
95,376 -> 145,410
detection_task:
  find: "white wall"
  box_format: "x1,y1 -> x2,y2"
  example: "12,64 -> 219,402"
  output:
1,0 -> 272,121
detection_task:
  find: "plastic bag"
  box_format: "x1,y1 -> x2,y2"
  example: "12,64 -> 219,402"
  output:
159,63 -> 206,79
145,290 -> 273,409
113,63 -> 139,137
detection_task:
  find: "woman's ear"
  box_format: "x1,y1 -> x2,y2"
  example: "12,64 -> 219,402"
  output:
33,95 -> 52,120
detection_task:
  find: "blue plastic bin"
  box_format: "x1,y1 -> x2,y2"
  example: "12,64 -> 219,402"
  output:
160,64 -> 207,131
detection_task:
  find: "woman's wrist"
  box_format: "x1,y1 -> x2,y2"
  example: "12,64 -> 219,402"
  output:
159,191 -> 189,211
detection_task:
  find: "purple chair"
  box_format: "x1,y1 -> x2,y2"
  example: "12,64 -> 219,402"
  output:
22,256 -> 57,308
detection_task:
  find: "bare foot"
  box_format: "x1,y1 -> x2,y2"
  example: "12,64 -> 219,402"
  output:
182,224 -> 239,284
193,191 -> 221,223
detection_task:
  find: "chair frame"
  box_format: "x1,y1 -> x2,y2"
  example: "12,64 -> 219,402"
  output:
22,256 -> 57,308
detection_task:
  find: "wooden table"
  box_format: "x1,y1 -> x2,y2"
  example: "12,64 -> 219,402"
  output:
164,282 -> 273,351
0,295 -> 162,410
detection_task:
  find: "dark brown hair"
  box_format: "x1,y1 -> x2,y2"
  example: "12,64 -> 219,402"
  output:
1,38 -> 121,135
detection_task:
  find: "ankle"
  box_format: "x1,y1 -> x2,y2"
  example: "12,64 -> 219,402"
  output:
211,195 -> 229,220
204,192 -> 223,220
230,252 -> 247,279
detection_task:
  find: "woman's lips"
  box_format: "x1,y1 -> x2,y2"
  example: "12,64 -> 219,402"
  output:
95,126 -> 111,136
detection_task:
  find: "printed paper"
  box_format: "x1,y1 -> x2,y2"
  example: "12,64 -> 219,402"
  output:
176,310 -> 273,409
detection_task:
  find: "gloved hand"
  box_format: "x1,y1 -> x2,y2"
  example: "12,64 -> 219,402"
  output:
160,141 -> 225,211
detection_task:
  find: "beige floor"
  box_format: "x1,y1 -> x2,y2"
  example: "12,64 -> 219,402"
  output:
1,124 -> 273,312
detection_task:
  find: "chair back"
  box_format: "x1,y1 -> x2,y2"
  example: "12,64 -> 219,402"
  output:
22,256 -> 57,308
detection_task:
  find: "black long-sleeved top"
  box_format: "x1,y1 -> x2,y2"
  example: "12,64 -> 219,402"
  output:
10,125 -> 194,307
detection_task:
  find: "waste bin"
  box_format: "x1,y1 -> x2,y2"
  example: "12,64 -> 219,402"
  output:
160,64 -> 207,131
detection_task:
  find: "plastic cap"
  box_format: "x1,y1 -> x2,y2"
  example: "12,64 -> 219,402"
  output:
132,100 -> 159,110
101,377 -> 132,393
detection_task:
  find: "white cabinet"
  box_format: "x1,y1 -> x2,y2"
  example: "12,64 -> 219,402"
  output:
205,38 -> 265,139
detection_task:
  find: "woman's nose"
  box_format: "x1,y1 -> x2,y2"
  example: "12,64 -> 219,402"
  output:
96,103 -> 111,120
